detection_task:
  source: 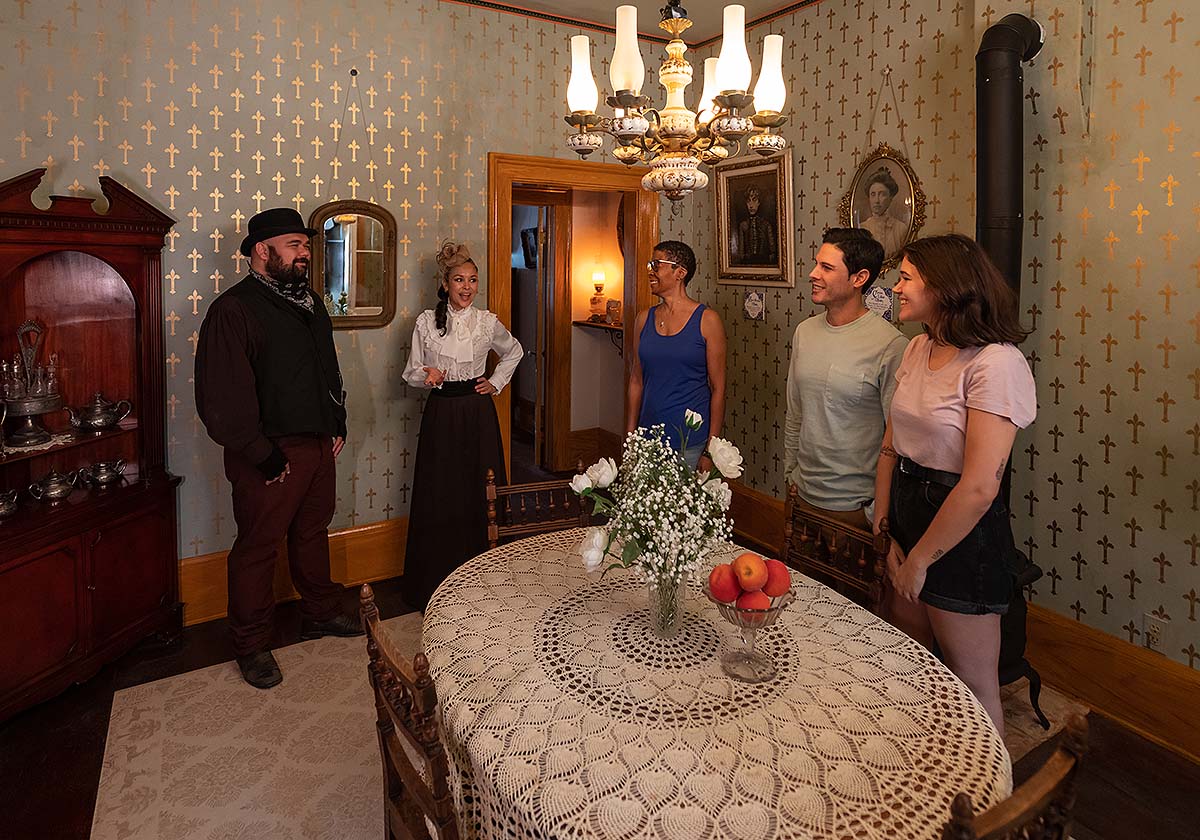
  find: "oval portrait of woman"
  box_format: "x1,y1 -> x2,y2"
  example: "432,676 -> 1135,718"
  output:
839,145 -> 926,270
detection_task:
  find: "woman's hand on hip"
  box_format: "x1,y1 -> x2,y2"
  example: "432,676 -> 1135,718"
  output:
886,541 -> 926,603
475,377 -> 497,395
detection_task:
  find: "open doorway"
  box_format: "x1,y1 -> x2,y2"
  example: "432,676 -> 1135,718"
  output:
510,189 -> 571,483
487,153 -> 660,481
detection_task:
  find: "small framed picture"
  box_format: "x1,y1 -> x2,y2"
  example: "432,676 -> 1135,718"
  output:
714,150 -> 795,287
743,289 -> 765,321
838,143 -> 927,272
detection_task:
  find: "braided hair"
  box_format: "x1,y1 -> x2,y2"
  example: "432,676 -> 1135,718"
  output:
433,240 -> 476,335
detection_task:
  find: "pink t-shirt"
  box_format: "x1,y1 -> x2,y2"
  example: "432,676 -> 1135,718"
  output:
890,335 -> 1036,474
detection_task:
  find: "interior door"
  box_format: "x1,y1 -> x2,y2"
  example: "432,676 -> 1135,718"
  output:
533,206 -> 547,465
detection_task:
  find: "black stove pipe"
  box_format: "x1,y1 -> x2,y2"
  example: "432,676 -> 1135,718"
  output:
976,14 -> 1044,297
976,16 -> 1051,723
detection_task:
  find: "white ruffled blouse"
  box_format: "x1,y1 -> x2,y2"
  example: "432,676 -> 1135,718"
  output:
402,305 -> 523,393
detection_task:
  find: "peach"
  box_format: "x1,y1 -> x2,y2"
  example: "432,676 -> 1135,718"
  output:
736,590 -> 771,611
731,552 -> 768,592
708,564 -> 740,603
762,558 -> 792,598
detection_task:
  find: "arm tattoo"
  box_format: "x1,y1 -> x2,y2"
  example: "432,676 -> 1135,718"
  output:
930,549 -> 944,562
995,461 -> 1006,481
881,445 -> 898,458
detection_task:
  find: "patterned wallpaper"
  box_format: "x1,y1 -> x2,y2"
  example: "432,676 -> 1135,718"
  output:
2,0 -> 1196,667
0,0 -> 663,559
684,0 -> 1199,668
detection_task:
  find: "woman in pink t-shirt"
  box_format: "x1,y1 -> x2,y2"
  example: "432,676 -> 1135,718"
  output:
873,234 -> 1035,735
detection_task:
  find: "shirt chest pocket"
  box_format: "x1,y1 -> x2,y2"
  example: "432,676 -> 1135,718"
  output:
824,363 -> 866,407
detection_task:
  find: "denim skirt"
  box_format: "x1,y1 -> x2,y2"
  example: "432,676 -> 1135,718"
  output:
889,468 -> 1015,615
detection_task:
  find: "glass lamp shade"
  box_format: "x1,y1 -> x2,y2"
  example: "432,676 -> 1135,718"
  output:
753,34 -> 786,112
696,57 -> 720,120
715,5 -> 751,92
567,35 -> 599,113
610,6 -> 645,94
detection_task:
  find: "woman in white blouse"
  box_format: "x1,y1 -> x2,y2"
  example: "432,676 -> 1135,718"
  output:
401,241 -> 522,610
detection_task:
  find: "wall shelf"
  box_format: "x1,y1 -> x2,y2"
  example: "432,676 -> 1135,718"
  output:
572,319 -> 623,333
572,319 -> 624,355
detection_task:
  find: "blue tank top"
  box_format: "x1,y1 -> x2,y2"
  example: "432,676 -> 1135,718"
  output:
637,304 -> 711,450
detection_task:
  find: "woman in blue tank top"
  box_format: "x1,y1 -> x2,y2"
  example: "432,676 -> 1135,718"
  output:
627,240 -> 727,471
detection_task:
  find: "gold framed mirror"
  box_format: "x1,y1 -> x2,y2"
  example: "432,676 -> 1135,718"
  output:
308,200 -> 397,329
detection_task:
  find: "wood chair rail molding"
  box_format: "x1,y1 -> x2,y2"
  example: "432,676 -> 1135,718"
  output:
725,481 -> 1200,766
486,153 -> 659,476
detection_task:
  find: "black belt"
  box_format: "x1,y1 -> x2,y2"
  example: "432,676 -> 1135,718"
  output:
430,379 -> 479,398
898,457 -> 961,488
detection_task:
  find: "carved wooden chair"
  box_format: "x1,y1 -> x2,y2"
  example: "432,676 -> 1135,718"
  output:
485,461 -> 590,549
942,713 -> 1088,840
782,484 -> 890,616
360,584 -> 459,840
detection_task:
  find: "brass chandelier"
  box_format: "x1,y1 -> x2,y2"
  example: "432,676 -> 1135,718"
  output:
563,1 -> 788,202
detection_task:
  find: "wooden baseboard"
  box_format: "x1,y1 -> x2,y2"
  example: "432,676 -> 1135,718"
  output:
728,480 -> 785,555
1026,603 -> 1200,764
567,427 -> 623,470
725,481 -> 1200,764
178,517 -> 407,626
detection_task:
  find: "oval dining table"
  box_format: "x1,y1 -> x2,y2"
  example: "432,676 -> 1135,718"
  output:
421,529 -> 1012,840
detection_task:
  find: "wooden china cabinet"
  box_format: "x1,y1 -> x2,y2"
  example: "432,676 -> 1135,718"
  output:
0,169 -> 181,722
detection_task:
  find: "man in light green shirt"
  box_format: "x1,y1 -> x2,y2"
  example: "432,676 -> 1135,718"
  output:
784,228 -> 907,529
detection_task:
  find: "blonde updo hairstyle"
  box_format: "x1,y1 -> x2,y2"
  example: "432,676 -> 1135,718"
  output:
434,240 -> 476,335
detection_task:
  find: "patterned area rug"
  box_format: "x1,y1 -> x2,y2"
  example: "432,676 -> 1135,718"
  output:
91,614 -> 1084,839
91,612 -> 424,840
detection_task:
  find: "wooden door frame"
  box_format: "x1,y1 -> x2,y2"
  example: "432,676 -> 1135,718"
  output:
488,153 -> 660,476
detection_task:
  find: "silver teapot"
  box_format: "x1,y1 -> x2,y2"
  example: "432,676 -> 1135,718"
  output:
67,392 -> 132,432
83,459 -> 126,488
0,488 -> 17,518
29,469 -> 80,502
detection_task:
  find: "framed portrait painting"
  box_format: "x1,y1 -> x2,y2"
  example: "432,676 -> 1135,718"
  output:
838,143 -> 926,272
714,150 -> 795,286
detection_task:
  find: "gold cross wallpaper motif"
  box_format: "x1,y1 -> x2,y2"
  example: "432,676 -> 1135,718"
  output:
1,0 -> 1196,668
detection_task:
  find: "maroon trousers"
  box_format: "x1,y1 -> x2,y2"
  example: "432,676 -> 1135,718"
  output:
224,435 -> 342,655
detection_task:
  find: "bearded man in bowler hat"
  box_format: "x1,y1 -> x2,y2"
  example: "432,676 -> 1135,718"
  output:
196,207 -> 361,689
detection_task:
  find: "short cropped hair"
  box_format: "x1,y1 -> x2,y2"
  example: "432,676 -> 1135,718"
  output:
654,240 -> 697,286
822,228 -> 884,292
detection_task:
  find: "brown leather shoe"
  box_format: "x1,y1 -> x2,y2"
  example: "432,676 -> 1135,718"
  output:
236,650 -> 282,689
300,612 -> 364,640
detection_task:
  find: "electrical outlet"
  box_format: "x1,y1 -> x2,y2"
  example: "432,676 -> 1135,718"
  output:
1143,613 -> 1168,652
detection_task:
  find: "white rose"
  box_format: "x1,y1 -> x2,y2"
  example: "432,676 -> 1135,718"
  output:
578,527 -> 608,572
586,457 -> 618,489
569,473 -> 593,494
684,409 -> 703,430
706,437 -> 743,479
705,479 -> 733,511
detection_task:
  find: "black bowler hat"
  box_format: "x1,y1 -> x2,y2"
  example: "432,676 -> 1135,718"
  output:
239,207 -> 318,256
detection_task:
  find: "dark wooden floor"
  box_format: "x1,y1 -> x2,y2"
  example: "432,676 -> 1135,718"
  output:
1,575 -> 1196,840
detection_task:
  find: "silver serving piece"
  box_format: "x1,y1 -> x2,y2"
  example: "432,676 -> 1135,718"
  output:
0,488 -> 17,518
28,469 -> 80,502
82,459 -> 126,488
5,321 -> 63,446
67,392 -> 133,433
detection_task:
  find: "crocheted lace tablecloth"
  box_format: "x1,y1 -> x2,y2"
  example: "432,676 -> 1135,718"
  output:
422,530 -> 1012,840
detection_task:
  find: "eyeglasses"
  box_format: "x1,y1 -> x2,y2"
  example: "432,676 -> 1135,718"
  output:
647,259 -> 680,271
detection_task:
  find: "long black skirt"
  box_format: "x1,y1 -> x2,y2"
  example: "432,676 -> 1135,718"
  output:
401,380 -> 507,610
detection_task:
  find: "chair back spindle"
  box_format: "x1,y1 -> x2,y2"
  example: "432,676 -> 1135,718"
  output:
486,461 -> 590,548
360,584 -> 460,840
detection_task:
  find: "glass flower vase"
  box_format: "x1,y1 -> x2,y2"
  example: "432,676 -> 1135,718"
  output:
647,572 -> 688,639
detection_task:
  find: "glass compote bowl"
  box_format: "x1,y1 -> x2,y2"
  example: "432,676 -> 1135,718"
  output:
703,584 -> 795,683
